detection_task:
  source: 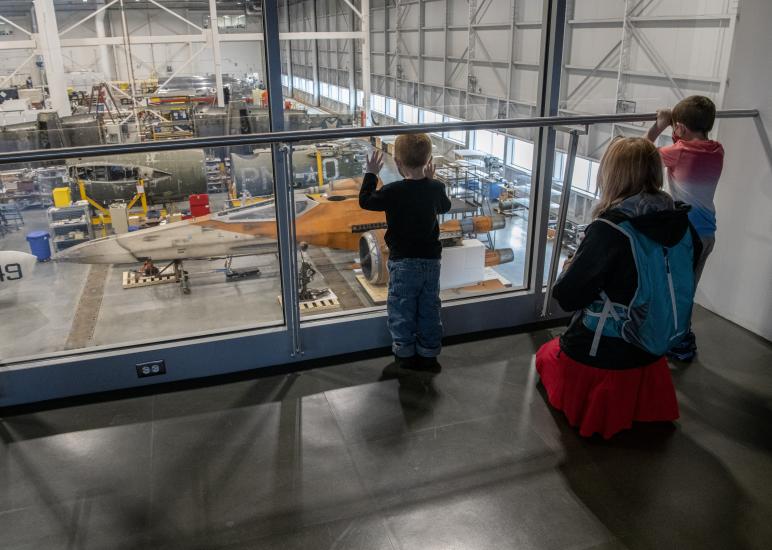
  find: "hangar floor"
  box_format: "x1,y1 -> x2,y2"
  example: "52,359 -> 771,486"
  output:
0,306 -> 770,549
0,200 -> 544,363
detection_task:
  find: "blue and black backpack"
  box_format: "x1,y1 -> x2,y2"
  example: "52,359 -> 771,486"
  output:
581,218 -> 696,357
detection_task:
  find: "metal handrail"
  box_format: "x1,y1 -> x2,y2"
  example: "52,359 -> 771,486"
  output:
0,109 -> 758,165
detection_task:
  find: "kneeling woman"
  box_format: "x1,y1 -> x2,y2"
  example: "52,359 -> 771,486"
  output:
536,137 -> 702,439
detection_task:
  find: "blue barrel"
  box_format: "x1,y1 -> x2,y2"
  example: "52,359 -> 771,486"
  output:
26,230 -> 51,262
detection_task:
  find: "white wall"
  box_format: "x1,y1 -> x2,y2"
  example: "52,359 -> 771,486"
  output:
696,0 -> 772,342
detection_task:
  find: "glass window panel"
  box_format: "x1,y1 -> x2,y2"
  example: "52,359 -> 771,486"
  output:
399,104 -> 418,124
0,145 -> 284,363
474,130 -> 494,154
512,139 -> 534,172
372,94 -> 386,114
386,98 -> 398,118
421,109 -> 443,136
444,116 -> 466,144
491,133 -> 506,160
588,161 -> 600,196
553,151 -> 566,181
289,135 -> 528,323
545,132 -> 602,283
572,158 -> 591,191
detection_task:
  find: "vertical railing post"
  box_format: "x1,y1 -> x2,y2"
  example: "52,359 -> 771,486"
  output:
542,129 -> 579,317
526,0 -> 567,308
263,0 -> 301,356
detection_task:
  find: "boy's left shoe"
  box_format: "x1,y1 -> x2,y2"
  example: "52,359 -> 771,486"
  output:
394,355 -> 441,380
413,355 -> 442,374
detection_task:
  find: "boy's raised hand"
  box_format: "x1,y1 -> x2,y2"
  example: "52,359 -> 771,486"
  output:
424,156 -> 436,180
656,109 -> 673,131
365,150 -> 384,175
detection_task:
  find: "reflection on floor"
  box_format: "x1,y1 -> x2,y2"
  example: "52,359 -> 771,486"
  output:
0,306 -> 770,549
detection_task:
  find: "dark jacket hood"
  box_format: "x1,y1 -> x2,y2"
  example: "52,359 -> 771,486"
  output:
603,192 -> 692,247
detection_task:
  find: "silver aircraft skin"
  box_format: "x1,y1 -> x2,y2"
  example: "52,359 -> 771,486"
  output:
56,199 -> 288,264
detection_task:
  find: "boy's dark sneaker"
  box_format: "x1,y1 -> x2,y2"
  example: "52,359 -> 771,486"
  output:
667,331 -> 697,362
394,354 -> 441,380
414,355 -> 442,374
394,355 -> 417,368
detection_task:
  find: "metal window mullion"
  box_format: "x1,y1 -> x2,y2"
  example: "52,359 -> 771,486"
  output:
526,0 -> 567,308
263,0 -> 301,357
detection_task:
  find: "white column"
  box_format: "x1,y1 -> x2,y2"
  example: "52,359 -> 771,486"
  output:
284,0 -> 293,96
33,0 -> 71,116
361,0 -> 371,125
95,1 -> 113,80
208,0 -> 225,106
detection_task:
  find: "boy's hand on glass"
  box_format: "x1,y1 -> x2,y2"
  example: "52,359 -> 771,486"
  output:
656,109 -> 673,131
424,156 -> 436,180
365,150 -> 384,175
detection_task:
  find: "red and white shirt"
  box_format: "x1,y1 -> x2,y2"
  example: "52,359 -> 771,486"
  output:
659,138 -> 724,236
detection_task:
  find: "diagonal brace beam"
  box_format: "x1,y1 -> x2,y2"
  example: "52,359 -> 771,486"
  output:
0,14 -> 31,37
341,0 -> 362,19
146,0 -> 203,32
59,0 -> 119,37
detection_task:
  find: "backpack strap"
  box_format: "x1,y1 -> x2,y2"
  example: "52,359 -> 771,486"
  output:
589,290 -> 619,357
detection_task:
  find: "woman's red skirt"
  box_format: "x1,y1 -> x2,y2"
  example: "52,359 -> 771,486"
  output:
535,338 -> 679,439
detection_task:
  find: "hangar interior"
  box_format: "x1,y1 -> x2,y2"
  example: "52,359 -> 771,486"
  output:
1,0 -> 772,549
0,0 -> 755,367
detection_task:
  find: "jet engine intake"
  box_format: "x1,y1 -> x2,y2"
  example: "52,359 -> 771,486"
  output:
359,229 -> 389,284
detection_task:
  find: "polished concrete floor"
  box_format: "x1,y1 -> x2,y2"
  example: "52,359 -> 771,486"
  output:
1,305 -> 770,550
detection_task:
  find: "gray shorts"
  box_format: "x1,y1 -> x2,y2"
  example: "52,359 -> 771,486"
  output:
694,234 -> 716,286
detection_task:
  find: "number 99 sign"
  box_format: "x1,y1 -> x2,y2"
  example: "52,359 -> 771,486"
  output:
0,251 -> 37,294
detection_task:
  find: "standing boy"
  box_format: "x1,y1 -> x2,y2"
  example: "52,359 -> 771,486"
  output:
359,134 -> 452,372
647,95 -> 725,361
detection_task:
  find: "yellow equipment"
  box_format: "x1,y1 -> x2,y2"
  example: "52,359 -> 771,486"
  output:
52,187 -> 72,208
78,179 -> 149,226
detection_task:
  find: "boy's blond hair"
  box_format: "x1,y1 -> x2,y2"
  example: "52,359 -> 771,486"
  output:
672,95 -> 716,134
593,137 -> 663,218
395,133 -> 432,169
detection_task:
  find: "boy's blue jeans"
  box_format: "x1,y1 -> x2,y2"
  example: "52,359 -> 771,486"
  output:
387,258 -> 442,358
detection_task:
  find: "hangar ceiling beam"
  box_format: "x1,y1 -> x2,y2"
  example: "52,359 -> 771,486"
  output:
0,40 -> 36,50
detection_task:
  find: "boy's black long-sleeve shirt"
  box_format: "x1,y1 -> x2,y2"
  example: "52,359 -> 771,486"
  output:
359,172 -> 452,260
